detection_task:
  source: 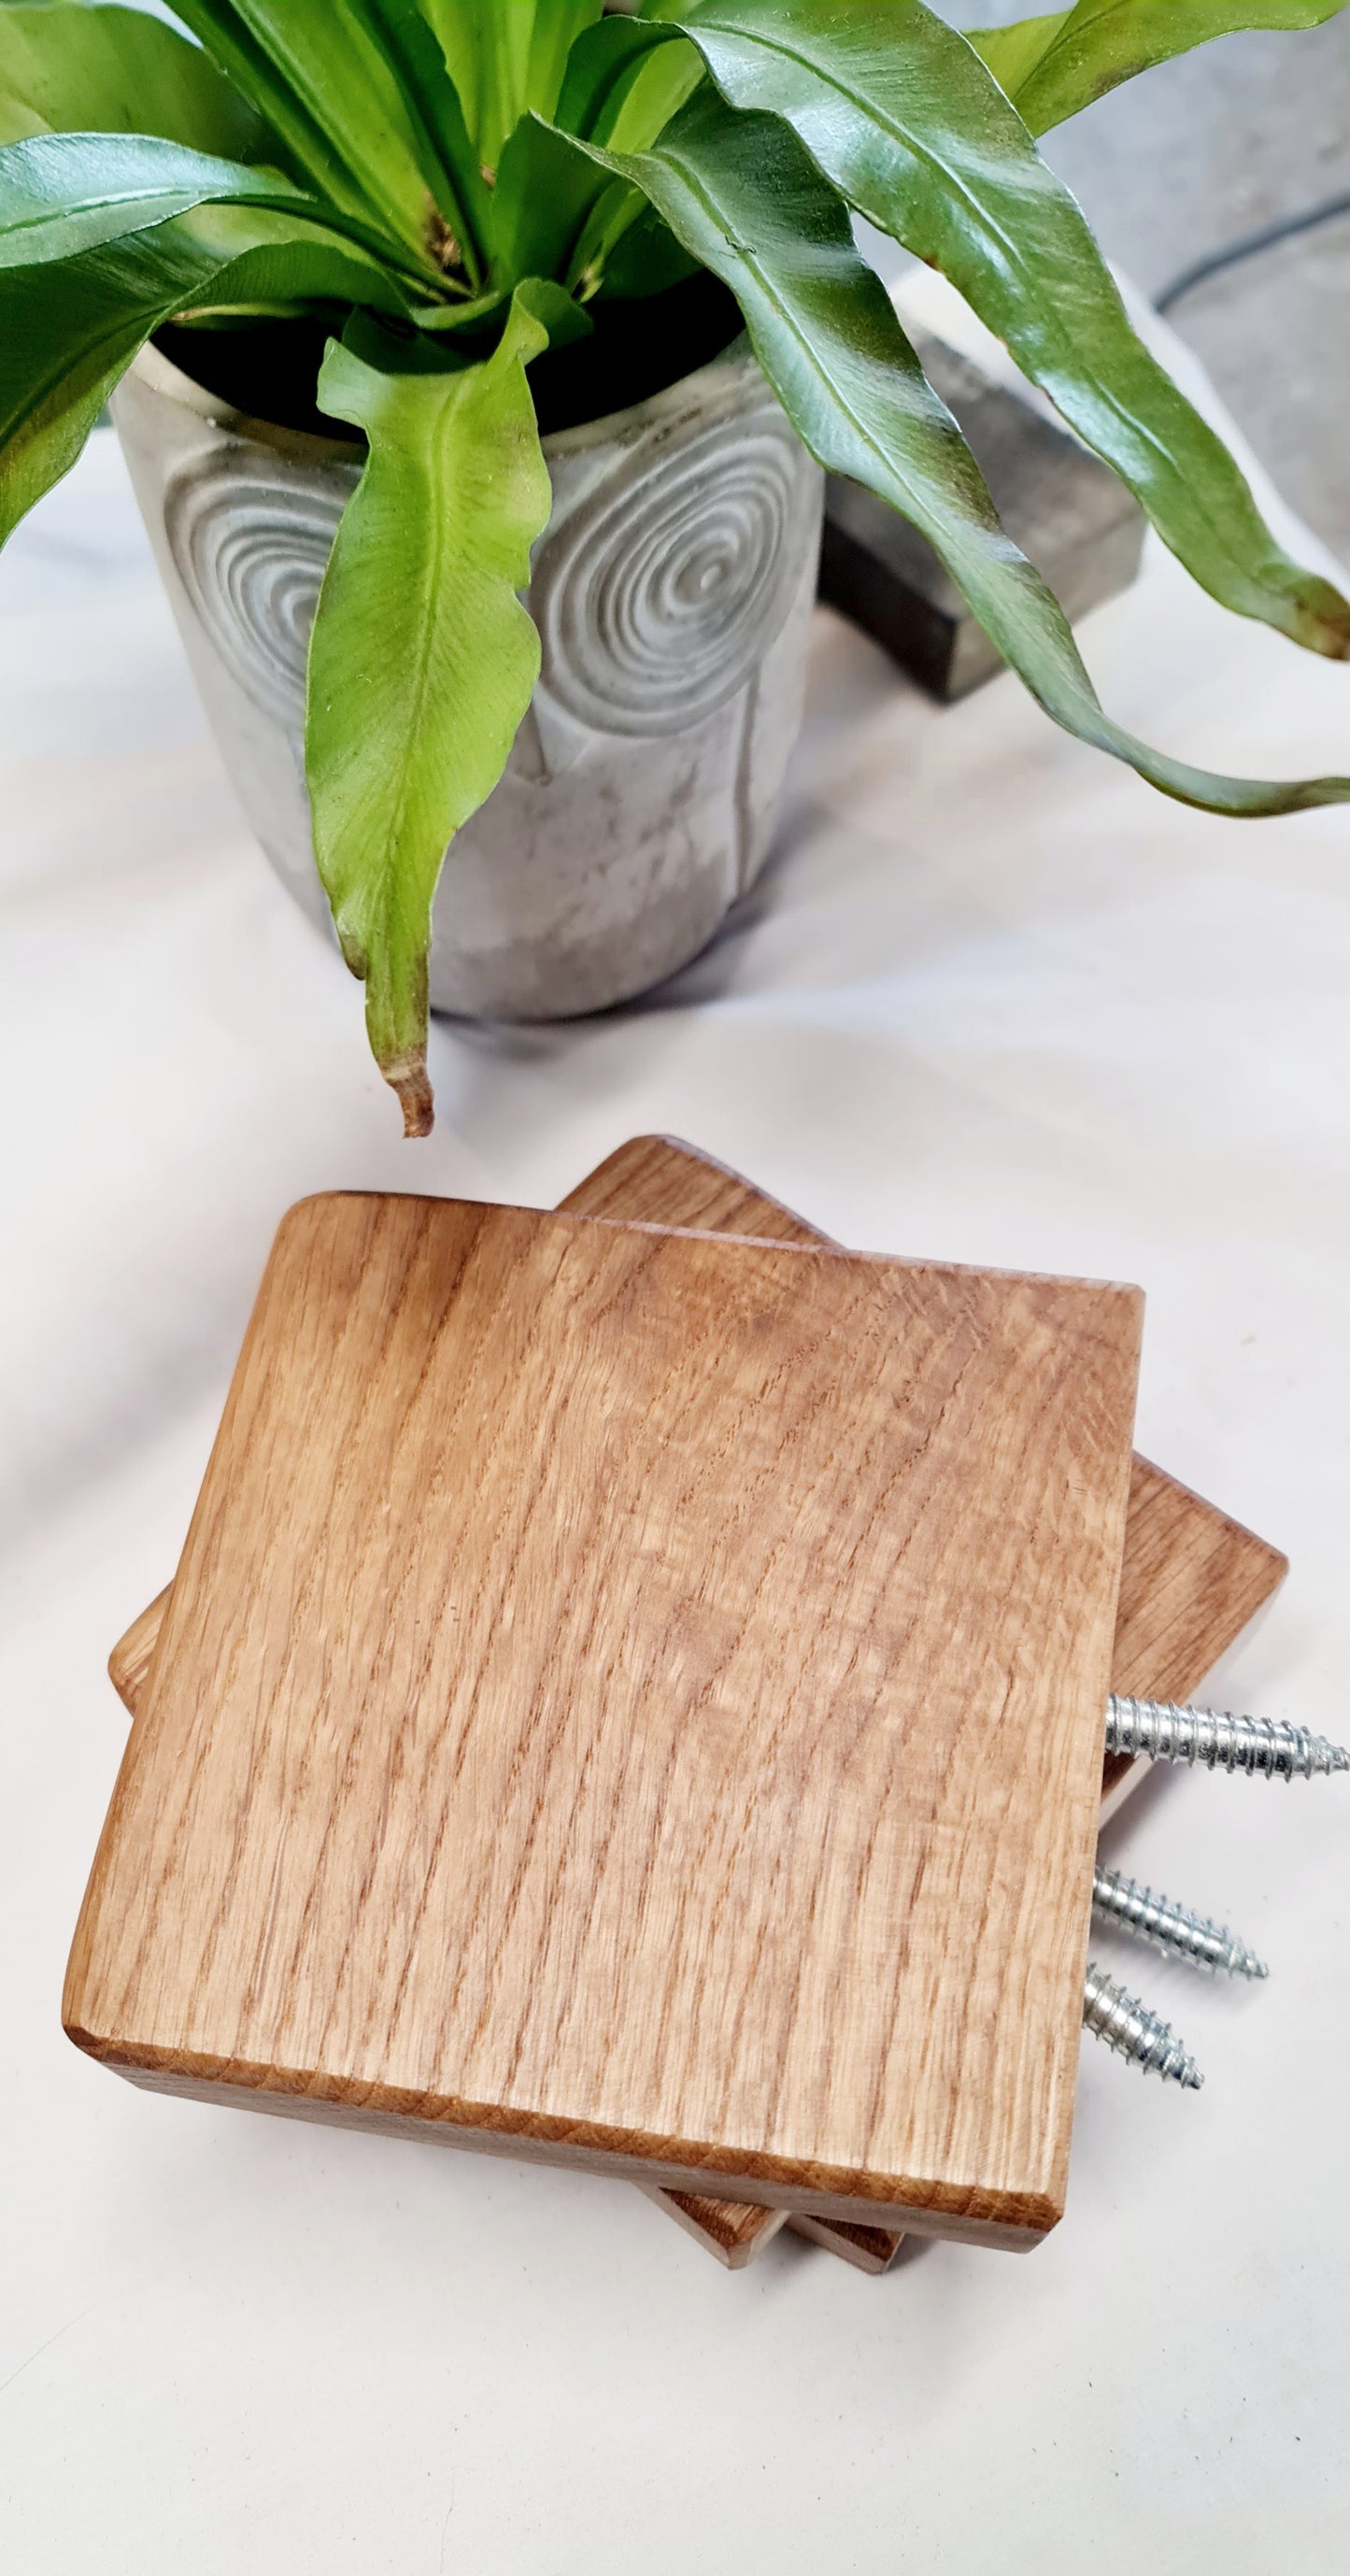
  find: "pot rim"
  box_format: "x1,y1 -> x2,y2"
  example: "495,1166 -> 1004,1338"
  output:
128,321 -> 758,467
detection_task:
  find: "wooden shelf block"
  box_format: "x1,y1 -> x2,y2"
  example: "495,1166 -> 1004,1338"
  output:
589,1149 -> 1285,2272
70,1188 -> 1142,2246
788,2213 -> 907,2275
102,1140 -> 1286,2276
644,2186 -> 789,2270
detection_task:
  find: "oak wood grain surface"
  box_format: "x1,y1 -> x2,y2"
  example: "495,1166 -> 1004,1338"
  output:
69,1189 -> 1142,2242
103,1139 -> 1285,2273
104,1140 -> 1285,2272
564,1146 -> 1289,2269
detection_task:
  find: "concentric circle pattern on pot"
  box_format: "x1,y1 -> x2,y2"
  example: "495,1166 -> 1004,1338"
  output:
119,337 -> 824,1020
533,401 -> 813,738
164,454 -> 350,719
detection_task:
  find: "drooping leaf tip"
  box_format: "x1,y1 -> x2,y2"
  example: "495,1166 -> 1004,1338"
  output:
1307,603 -> 1350,662
388,1054 -> 434,1139
336,923 -> 369,981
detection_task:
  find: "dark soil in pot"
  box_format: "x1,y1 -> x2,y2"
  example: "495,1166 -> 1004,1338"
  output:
153,270 -> 745,444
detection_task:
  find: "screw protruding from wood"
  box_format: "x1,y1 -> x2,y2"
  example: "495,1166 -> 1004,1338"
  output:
1082,1962 -> 1203,2088
1092,1865 -> 1269,1979
1105,1693 -> 1350,1781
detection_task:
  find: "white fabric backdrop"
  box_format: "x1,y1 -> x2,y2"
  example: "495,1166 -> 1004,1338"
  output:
3,311 -> 1348,2571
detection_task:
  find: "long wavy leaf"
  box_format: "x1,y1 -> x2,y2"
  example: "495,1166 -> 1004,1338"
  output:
161,0 -> 386,228
491,107 -> 649,303
492,108 -> 614,290
591,196 -> 700,298
423,0 -> 530,169
0,130 -> 319,268
306,288 -> 556,1134
165,0 -> 442,262
524,1 -> 607,126
557,14 -> 705,148
0,198 -> 409,546
553,21 -> 706,295
347,0 -> 490,284
544,19 -> 709,293
972,0 -> 1350,135
422,2 -> 604,167
675,0 -> 1350,660
0,0 -> 268,160
560,88 -> 1350,818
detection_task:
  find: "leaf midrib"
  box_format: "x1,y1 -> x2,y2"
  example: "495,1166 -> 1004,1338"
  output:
0,171 -> 268,241
689,13 -> 1278,587
653,135 -> 1054,631
7,296 -> 157,443
369,391 -> 456,924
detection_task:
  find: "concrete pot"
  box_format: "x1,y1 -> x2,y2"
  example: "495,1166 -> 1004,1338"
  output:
112,334 -> 825,1021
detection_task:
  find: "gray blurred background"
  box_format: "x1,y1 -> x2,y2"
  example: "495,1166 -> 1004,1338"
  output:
951,2 -> 1350,557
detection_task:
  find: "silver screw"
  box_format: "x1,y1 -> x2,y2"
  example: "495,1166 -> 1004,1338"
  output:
1105,1693 -> 1350,1781
1092,1864 -> 1269,1979
1082,1961 -> 1203,2088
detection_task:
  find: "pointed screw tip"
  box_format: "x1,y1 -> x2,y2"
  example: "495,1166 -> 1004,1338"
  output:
1105,1696 -> 1350,1782
1090,1862 -> 1265,1980
1083,1963 -> 1203,2091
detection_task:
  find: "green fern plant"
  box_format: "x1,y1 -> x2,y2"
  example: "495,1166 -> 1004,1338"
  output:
2,0 -> 1347,1130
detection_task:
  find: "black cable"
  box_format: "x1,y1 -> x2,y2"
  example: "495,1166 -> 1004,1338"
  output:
1155,189 -> 1350,313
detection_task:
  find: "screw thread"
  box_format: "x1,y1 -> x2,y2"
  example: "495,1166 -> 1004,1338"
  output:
1091,1864 -> 1268,1979
1082,1962 -> 1203,2088
1105,1693 -> 1350,1781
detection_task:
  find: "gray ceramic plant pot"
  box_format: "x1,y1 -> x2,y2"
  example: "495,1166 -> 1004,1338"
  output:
111,334 -> 825,1021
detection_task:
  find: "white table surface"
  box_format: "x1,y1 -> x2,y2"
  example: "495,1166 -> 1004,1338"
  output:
3,344 -> 1349,2574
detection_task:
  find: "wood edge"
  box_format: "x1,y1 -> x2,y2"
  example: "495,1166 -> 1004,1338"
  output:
272,1186 -> 1149,1316
1101,1500 -> 1290,1820
62,2036 -> 1059,2246
558,1136 -> 823,1242
108,1584 -> 173,1716
787,2214 -> 903,2275
640,2185 -> 788,2270
1098,1757 -> 1146,1826
1130,1453 -> 1289,1582
570,1217 -> 1147,1324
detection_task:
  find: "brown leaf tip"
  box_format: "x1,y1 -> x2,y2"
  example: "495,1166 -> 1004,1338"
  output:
387,1054 -> 434,1139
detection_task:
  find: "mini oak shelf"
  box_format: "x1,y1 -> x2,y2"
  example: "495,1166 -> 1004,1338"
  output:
78,1144 -> 1286,2274
67,1183 -> 1145,2246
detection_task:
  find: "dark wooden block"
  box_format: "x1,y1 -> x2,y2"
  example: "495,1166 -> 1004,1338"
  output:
819,326 -> 1145,700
